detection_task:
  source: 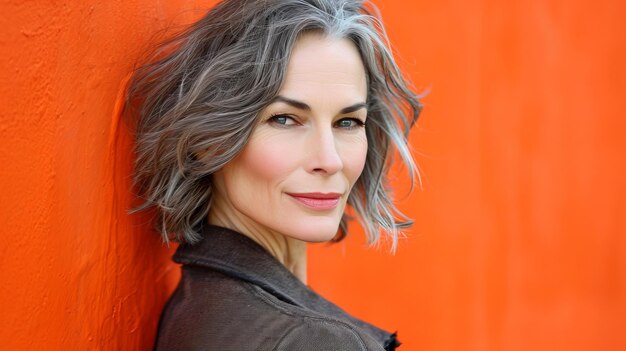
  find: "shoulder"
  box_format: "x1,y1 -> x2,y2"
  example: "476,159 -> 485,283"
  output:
156,268 -> 385,350
275,317 -> 385,351
240,282 -> 385,350
156,268 -> 296,350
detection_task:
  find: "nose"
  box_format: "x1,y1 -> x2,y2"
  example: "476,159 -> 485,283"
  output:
306,127 -> 343,175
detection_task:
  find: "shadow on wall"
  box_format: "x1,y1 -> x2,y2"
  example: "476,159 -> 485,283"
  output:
104,88 -> 182,349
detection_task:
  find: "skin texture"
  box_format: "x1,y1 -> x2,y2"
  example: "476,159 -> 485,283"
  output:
209,32 -> 369,283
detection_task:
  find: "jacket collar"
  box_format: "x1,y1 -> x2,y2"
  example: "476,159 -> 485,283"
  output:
173,225 -> 398,349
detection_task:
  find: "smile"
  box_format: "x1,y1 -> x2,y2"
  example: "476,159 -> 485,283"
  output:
286,192 -> 342,210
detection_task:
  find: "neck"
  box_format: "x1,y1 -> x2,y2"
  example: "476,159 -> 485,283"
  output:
208,203 -> 308,284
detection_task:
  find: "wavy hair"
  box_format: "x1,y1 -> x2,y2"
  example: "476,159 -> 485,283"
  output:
126,0 -> 422,250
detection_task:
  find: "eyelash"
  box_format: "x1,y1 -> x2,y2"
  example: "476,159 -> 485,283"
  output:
336,118 -> 365,130
267,114 -> 298,127
267,114 -> 366,130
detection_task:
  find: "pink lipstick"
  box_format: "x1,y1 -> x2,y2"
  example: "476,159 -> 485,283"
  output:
286,192 -> 341,210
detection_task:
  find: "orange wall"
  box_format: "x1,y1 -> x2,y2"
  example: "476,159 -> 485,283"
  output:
0,1 -> 216,349
1,0 -> 624,350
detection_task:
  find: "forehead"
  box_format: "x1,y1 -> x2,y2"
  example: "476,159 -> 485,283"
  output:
278,32 -> 367,101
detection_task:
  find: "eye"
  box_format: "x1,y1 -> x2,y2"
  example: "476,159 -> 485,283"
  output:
268,114 -> 298,127
335,118 -> 365,130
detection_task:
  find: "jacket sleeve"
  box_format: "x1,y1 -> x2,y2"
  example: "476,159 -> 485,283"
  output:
274,319 -> 386,351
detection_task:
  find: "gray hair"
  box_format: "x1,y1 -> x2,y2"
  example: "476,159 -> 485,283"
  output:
126,0 -> 422,250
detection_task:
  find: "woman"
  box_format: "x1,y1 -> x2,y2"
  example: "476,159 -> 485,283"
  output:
126,0 -> 421,349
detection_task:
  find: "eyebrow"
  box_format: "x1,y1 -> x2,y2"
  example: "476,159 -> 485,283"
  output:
271,95 -> 367,114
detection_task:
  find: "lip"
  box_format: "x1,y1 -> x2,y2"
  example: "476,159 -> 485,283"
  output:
286,192 -> 342,210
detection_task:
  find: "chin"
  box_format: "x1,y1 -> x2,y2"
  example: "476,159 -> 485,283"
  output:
282,217 -> 341,243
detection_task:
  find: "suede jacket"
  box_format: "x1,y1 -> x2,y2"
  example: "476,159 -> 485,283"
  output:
154,225 -> 401,351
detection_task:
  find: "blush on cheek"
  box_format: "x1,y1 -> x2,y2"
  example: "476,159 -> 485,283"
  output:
239,136 -> 298,182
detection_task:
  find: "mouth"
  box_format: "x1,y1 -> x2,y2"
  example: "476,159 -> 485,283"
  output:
286,192 -> 342,210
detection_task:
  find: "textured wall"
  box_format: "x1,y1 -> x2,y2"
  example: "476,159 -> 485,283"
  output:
1,0 -> 625,350
0,1 -> 216,349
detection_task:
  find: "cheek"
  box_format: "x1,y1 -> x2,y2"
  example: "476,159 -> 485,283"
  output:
238,135 -> 298,182
222,133 -> 299,201
341,135 -> 368,185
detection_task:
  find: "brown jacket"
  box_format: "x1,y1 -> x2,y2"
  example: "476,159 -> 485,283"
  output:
154,225 -> 400,350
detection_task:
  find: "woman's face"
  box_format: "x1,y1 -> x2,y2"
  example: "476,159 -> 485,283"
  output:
211,32 -> 368,242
